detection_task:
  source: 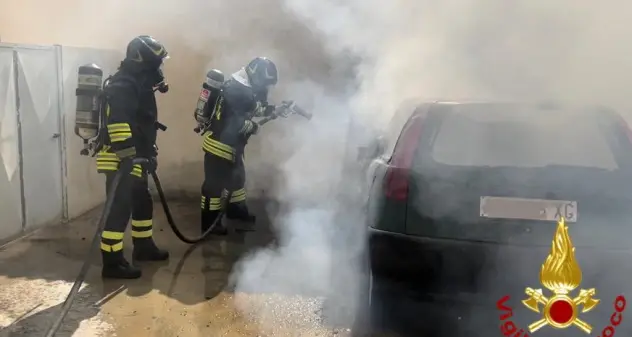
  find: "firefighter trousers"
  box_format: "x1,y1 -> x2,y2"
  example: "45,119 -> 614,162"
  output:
100,170 -> 156,255
201,151 -> 246,211
200,151 -> 248,230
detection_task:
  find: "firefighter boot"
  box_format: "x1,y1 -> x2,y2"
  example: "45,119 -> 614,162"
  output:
202,210 -> 228,236
227,202 -> 256,232
101,251 -> 142,279
132,237 -> 170,261
226,202 -> 256,222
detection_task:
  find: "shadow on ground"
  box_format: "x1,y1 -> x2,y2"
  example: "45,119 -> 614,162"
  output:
0,196 -> 279,337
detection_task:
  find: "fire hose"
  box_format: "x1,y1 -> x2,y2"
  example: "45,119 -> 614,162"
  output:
44,105 -> 311,337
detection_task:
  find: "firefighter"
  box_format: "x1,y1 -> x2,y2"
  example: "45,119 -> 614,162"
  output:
95,35 -> 170,279
200,57 -> 279,235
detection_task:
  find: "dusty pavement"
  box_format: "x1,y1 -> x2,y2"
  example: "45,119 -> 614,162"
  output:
0,199 -> 355,337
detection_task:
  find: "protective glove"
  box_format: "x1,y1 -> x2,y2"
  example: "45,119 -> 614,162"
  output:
263,104 -> 276,117
154,81 -> 169,93
248,121 -> 259,135
253,102 -> 268,117
241,119 -> 259,136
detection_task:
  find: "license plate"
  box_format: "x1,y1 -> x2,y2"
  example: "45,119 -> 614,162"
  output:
480,196 -> 577,223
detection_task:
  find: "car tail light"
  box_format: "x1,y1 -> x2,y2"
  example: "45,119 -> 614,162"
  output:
384,115 -> 426,200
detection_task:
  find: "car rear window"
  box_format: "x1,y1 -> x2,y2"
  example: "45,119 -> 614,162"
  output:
406,104 -> 632,248
430,105 -> 619,170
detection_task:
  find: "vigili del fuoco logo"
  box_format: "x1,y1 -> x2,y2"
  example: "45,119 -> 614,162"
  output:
496,217 -> 627,337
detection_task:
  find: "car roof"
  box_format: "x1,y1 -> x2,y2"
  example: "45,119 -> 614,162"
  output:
408,100 -> 620,119
425,100 -> 615,111
384,100 -> 622,144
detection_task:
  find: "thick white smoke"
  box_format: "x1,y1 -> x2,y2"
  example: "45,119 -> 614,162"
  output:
282,0 -> 632,125
232,0 -> 632,334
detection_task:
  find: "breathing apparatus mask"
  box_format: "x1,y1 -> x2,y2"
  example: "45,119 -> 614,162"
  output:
121,57 -> 169,94
254,86 -> 270,102
152,60 -> 169,93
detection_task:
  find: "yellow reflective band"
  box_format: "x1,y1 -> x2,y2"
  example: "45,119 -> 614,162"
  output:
100,242 -> 124,252
202,140 -> 234,161
203,138 -> 234,153
107,123 -> 131,133
230,188 -> 246,203
232,188 -> 246,196
97,162 -> 119,171
212,140 -> 233,153
108,123 -> 132,142
201,196 -> 207,209
96,157 -> 120,163
131,167 -> 143,178
96,149 -> 121,167
102,231 -> 124,240
131,229 -> 153,238
214,97 -> 223,120
131,219 -> 152,228
204,136 -> 234,152
203,147 -> 232,160
202,133 -> 231,148
230,193 -> 247,203
110,134 -> 132,143
97,152 -> 119,159
209,197 -> 222,210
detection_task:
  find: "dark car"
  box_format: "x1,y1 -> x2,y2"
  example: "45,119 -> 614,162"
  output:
357,101 -> 632,336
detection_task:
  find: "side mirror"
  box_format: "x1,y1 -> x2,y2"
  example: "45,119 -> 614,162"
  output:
357,137 -> 386,161
374,136 -> 386,155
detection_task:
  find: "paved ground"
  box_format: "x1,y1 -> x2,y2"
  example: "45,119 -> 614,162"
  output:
0,199 -> 358,337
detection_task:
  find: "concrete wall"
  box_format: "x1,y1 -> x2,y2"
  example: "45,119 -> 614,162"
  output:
0,48 -> 23,240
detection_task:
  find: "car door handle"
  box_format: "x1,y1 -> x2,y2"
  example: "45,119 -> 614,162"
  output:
52,133 -> 61,139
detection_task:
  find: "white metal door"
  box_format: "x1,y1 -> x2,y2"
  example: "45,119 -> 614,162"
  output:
15,46 -> 64,229
0,46 -> 23,239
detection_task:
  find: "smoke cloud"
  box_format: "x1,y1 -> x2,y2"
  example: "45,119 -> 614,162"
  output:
3,0 -> 632,335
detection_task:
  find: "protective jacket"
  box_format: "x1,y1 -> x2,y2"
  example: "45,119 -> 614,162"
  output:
96,68 -> 160,177
202,68 -> 269,161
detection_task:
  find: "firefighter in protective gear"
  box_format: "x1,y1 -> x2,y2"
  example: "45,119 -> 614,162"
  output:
96,35 -> 170,279
201,57 -> 278,235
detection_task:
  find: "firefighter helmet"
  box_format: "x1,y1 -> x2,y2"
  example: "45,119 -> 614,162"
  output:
245,57 -> 278,91
125,35 -> 169,68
